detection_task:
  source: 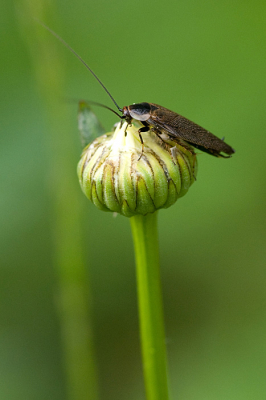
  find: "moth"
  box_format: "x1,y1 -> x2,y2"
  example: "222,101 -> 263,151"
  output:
122,103 -> 234,157
39,21 -> 235,158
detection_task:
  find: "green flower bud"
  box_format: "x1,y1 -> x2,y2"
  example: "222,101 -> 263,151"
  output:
77,120 -> 197,217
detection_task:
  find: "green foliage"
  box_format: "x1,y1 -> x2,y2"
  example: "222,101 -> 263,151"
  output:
1,1 -> 266,399
78,101 -> 105,147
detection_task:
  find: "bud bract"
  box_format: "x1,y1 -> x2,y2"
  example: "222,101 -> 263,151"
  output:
77,120 -> 197,217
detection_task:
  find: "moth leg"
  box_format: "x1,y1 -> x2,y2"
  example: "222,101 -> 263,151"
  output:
152,128 -> 166,145
137,132 -> 144,161
137,122 -> 150,160
138,121 -> 150,134
124,123 -> 129,137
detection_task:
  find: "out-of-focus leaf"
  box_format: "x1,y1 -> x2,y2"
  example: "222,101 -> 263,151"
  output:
78,101 -> 105,147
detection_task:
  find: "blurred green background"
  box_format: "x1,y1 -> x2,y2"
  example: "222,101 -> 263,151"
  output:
1,0 -> 266,399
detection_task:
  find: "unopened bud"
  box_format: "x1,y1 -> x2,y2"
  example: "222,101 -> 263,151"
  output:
77,120 -> 197,217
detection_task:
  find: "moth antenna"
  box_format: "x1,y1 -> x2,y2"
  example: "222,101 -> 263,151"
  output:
34,18 -> 122,112
65,98 -> 124,119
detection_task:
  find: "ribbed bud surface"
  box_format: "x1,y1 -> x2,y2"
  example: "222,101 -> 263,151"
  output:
77,121 -> 197,217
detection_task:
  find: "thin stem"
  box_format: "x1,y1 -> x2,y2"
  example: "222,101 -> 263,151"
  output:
18,4 -> 99,400
130,212 -> 169,400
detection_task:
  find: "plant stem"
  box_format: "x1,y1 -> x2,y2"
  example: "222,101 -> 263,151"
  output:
18,4 -> 99,399
130,212 -> 169,400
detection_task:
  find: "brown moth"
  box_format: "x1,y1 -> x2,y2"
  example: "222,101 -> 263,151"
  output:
38,20 -> 235,158
122,103 -> 234,157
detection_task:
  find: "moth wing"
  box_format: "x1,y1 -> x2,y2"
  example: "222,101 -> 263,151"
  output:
147,104 -> 235,157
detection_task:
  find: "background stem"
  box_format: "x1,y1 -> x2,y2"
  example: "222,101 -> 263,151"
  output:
18,3 -> 99,399
130,213 -> 169,400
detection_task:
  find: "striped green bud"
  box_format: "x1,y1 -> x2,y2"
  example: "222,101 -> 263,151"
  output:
77,120 -> 197,217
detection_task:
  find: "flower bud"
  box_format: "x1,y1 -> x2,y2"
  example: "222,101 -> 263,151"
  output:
77,120 -> 197,217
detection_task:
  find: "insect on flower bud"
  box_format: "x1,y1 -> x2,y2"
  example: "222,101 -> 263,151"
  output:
34,24 -> 233,215
78,118 -> 197,217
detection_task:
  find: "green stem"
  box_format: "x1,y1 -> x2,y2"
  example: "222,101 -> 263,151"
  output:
130,212 -> 169,400
17,4 -> 99,399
